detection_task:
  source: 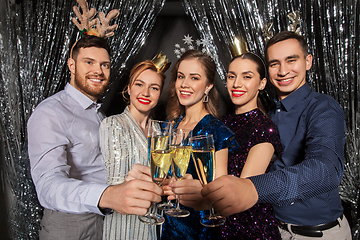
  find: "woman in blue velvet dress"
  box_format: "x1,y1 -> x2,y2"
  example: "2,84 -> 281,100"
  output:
161,50 -> 238,240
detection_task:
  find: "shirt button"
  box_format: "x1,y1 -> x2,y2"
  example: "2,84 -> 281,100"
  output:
277,109 -> 281,112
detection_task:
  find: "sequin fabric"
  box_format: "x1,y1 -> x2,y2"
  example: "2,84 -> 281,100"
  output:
222,109 -> 282,240
161,114 -> 238,240
99,106 -> 157,240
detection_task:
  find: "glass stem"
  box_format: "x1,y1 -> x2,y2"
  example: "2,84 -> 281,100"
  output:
151,202 -> 157,214
175,193 -> 181,210
209,202 -> 216,218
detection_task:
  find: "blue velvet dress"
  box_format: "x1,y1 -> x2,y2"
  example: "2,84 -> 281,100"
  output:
161,114 -> 239,240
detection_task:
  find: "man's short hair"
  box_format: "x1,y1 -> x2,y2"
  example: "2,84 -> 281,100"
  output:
264,31 -> 308,63
71,35 -> 111,60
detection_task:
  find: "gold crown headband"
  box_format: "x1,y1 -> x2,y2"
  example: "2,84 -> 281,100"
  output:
151,53 -> 172,73
229,36 -> 267,79
230,36 -> 249,57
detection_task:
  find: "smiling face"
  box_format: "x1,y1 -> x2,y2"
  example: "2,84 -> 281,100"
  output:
128,69 -> 162,116
267,38 -> 312,100
175,58 -> 213,110
227,58 -> 266,114
68,46 -> 111,102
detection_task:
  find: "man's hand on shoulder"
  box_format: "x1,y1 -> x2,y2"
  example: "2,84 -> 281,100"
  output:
201,175 -> 258,217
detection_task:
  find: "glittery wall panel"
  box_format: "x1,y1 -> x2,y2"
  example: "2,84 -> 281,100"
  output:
0,1 -> 73,239
104,0 -> 166,91
0,0 -> 359,238
183,0 -> 359,237
182,0 -> 228,81
0,0 -> 165,238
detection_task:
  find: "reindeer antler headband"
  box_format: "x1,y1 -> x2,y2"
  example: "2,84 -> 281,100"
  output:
71,0 -> 120,38
262,10 -> 302,42
69,0 -> 120,57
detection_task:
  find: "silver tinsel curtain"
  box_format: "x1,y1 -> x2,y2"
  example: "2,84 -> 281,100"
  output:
0,0 -> 359,239
0,0 -> 165,238
183,0 -> 359,238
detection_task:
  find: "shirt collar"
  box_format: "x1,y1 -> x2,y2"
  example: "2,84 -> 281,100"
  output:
65,83 -> 101,110
277,83 -> 311,111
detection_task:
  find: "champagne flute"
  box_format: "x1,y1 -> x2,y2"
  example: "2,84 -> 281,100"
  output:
138,120 -> 172,225
157,166 -> 175,210
149,120 -> 174,211
165,129 -> 192,217
189,134 -> 226,227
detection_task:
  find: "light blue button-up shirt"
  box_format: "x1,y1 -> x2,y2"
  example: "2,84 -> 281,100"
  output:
28,83 -> 109,215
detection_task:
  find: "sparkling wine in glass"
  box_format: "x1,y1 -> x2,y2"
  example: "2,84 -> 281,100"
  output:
138,120 -> 172,225
189,134 -> 226,227
165,129 -> 192,217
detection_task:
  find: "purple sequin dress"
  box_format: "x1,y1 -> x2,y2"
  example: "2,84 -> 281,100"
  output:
222,109 -> 282,240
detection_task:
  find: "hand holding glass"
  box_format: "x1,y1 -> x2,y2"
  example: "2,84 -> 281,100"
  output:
138,120 -> 172,225
165,129 -> 192,217
189,134 -> 226,227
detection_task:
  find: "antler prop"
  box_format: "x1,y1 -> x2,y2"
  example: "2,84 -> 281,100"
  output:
288,10 -> 301,34
71,0 -> 98,33
71,0 -> 119,38
97,9 -> 120,38
262,23 -> 274,42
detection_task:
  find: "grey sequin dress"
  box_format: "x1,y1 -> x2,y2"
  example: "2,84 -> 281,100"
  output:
99,106 -> 157,240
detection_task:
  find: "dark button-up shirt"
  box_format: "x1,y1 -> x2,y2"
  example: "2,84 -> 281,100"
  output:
250,83 -> 345,225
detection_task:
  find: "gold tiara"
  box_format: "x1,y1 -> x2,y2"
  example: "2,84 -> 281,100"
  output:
151,53 -> 172,73
71,0 -> 120,38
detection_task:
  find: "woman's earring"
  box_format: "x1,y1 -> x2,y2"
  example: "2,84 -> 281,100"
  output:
203,92 -> 208,103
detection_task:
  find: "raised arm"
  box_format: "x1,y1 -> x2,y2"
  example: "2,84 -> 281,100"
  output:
250,97 -> 345,206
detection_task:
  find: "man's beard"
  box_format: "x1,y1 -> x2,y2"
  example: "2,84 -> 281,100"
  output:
74,70 -> 108,100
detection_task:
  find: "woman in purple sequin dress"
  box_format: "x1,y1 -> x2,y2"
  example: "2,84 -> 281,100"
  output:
221,53 -> 282,239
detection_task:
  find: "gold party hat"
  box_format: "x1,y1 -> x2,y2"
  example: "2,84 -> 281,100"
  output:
230,36 -> 249,57
151,53 -> 172,73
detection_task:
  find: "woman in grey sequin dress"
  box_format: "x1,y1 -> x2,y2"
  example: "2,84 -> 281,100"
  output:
99,59 -> 167,240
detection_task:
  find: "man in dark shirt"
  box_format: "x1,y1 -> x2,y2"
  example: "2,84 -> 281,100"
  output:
202,31 -> 352,239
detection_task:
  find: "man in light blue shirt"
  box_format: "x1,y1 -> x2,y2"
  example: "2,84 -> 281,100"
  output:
28,35 -> 162,239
